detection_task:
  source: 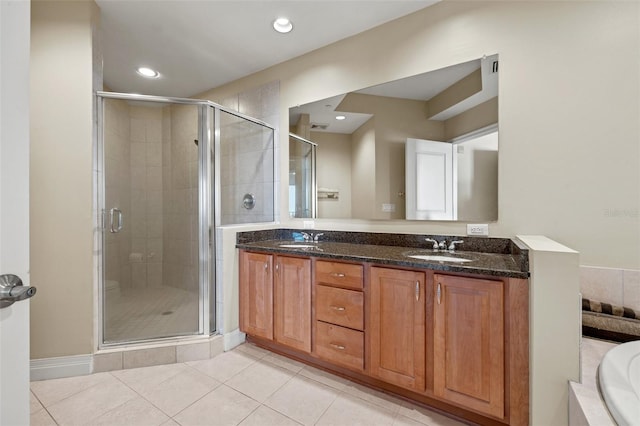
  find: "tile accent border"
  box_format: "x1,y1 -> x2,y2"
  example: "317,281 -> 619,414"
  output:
580,266 -> 640,311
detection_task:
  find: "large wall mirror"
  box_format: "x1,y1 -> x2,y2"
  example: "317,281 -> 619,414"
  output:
289,54 -> 499,221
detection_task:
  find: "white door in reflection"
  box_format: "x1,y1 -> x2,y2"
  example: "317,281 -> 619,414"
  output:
406,138 -> 454,220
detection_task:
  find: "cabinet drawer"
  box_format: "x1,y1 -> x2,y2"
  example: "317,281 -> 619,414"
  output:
315,321 -> 364,371
316,285 -> 364,330
315,261 -> 363,289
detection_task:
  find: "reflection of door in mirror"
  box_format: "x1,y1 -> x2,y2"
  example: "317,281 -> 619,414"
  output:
289,134 -> 316,218
406,139 -> 454,220
406,128 -> 498,221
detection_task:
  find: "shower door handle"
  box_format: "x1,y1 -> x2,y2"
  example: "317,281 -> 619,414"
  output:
109,208 -> 123,233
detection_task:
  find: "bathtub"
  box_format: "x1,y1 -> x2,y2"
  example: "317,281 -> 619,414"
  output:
598,340 -> 640,425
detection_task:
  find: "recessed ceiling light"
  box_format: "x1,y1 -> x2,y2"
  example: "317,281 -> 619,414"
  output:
336,115 -> 346,120
273,17 -> 293,33
136,67 -> 160,79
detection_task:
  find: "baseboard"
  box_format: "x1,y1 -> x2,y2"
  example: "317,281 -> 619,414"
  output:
223,328 -> 246,351
30,354 -> 92,381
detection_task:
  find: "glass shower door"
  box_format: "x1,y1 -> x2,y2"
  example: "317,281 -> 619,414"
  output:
101,98 -> 202,344
288,134 -> 316,218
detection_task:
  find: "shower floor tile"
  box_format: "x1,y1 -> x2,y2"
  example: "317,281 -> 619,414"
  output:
104,285 -> 199,343
30,343 -> 467,426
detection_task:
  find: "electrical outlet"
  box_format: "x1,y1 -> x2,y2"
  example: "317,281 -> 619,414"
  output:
382,203 -> 396,213
467,224 -> 489,236
303,220 -> 315,229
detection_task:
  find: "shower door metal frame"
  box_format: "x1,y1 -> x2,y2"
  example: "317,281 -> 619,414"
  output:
95,91 -> 277,348
95,92 -> 213,348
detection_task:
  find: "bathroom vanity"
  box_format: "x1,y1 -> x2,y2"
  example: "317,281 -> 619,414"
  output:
236,230 -> 529,426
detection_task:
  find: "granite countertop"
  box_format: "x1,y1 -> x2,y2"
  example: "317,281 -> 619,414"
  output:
236,236 -> 529,279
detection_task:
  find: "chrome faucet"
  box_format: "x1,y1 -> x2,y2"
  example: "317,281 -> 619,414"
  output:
425,238 -> 438,250
448,240 -> 464,251
313,233 -> 324,242
438,240 -> 447,250
301,232 -> 312,242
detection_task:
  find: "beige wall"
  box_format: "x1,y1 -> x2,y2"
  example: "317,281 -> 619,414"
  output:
311,132 -> 352,219
350,119 -> 376,219
456,131 -> 498,221
203,0 -> 639,270
30,0 -> 99,358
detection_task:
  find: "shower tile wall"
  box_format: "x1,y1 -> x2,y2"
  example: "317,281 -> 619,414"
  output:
162,104 -> 199,293
129,106 -> 164,289
104,99 -> 131,289
217,81 -> 279,225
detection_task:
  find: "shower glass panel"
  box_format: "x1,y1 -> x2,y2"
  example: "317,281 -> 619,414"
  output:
218,110 -> 275,225
288,134 -> 316,218
101,98 -> 202,343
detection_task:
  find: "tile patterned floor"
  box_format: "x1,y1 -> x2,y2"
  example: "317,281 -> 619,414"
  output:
30,343 -> 465,426
104,286 -> 199,343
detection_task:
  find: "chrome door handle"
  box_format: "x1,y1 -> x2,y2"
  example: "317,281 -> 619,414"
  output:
0,274 -> 36,309
109,208 -> 123,233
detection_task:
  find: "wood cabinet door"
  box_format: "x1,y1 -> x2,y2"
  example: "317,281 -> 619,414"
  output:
239,251 -> 273,340
274,256 -> 312,353
433,274 -> 505,419
369,267 -> 426,392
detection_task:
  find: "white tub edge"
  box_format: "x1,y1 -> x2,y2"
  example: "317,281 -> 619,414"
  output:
599,340 -> 640,426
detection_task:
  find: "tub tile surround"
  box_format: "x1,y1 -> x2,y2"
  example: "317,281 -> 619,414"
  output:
31,343 -> 464,426
236,228 -> 529,278
581,266 -> 640,310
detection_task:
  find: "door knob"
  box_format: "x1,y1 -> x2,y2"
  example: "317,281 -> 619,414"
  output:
0,274 -> 36,309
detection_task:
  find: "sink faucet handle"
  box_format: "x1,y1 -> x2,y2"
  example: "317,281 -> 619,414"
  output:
448,240 -> 464,251
424,238 -> 438,250
314,233 -> 324,242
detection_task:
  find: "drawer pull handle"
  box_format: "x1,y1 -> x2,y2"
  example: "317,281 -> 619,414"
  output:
330,272 -> 346,278
415,281 -> 420,301
437,283 -> 441,305
330,305 -> 346,311
330,343 -> 346,351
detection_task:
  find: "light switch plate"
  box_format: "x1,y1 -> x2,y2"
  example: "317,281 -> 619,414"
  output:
303,220 -> 315,229
467,224 -> 489,236
382,203 -> 396,212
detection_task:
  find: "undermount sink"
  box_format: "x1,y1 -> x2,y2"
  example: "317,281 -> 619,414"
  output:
406,254 -> 472,263
279,244 -> 317,248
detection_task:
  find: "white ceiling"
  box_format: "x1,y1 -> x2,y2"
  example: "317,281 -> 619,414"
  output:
97,0 -> 439,98
289,56 -> 500,134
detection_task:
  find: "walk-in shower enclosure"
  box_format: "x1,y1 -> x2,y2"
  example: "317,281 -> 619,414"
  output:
96,92 -> 275,346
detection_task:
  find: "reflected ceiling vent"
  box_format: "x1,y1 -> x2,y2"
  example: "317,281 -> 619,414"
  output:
310,123 -> 329,130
